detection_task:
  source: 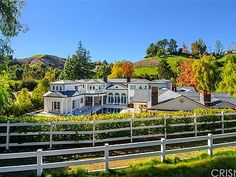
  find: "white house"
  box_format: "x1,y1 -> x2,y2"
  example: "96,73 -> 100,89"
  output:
43,78 -> 172,115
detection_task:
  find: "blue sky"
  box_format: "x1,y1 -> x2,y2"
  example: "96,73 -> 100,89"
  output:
11,0 -> 236,62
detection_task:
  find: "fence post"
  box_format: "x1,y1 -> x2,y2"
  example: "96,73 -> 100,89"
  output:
207,133 -> 213,156
37,149 -> 43,177
104,143 -> 109,170
49,122 -> 53,149
161,138 -> 166,162
221,111 -> 224,134
130,116 -> 133,143
164,117 -> 167,139
194,113 -> 197,137
6,121 -> 10,150
92,121 -> 96,146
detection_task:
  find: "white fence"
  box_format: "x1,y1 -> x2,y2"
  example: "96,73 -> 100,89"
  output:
1,112 -> 236,150
0,132 -> 236,176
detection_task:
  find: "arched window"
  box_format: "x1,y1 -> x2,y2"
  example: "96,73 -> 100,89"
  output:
121,93 -> 126,104
108,93 -> 113,103
114,93 -> 120,104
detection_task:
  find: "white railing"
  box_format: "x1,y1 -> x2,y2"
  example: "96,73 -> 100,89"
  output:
0,112 -> 236,150
0,132 -> 236,176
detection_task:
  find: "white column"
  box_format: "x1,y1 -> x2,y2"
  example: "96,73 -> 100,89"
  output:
60,100 -> 64,114
101,96 -> 104,105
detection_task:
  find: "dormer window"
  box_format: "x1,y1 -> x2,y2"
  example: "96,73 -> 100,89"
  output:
56,86 -> 58,90
52,86 -> 55,91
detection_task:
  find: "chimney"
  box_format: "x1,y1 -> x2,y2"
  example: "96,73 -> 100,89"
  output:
172,83 -> 177,92
200,90 -> 211,106
151,86 -> 158,106
127,77 -> 131,83
103,76 -> 107,83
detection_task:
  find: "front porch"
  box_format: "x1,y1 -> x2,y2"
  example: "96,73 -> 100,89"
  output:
85,94 -> 106,107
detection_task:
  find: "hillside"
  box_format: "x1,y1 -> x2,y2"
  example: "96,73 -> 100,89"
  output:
9,54 -> 66,69
134,55 -> 188,77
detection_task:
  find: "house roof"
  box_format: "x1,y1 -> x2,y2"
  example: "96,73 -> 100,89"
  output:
44,91 -> 79,97
130,79 -> 151,84
154,90 -> 236,109
107,83 -> 127,90
86,79 -> 105,84
133,90 -> 151,103
51,80 -> 77,84
151,79 -> 172,83
177,87 -> 197,93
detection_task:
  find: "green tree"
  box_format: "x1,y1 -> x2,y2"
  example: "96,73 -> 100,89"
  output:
167,38 -> 178,54
0,0 -> 27,64
217,55 -> 236,96
191,39 -> 207,58
156,39 -> 168,57
193,55 -> 219,91
94,60 -> 112,79
32,79 -> 50,108
145,43 -> 158,58
156,58 -> 175,79
61,42 -> 94,79
15,88 -> 33,113
0,77 -> 10,114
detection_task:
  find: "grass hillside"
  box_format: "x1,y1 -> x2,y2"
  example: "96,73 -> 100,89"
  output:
134,55 -> 188,77
9,54 -> 66,69
134,54 -> 236,77
42,149 -> 236,177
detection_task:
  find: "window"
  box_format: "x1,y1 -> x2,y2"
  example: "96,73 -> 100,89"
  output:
93,86 -> 95,90
56,86 -> 58,90
130,85 -> 136,90
121,93 -> 126,104
81,98 -> 83,103
108,93 -> 113,103
72,100 -> 76,109
75,86 -> 78,91
60,86 -> 62,91
144,85 -> 147,89
53,102 -> 60,110
52,86 -> 55,90
139,86 -> 142,89
114,93 -> 120,104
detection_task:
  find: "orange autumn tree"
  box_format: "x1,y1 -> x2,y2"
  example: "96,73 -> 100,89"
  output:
109,61 -> 134,78
176,59 -> 198,87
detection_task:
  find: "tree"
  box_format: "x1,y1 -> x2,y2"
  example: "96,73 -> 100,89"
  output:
167,39 -> 178,54
0,77 -> 10,114
109,61 -> 134,79
145,43 -> 158,58
193,55 -> 219,91
15,88 -> 33,113
191,39 -> 207,58
32,79 -> 50,108
156,39 -> 168,57
121,61 -> 134,78
61,42 -> 94,80
0,0 -> 27,64
215,40 -> 224,56
217,55 -> 236,96
156,58 -> 175,79
182,42 -> 189,54
176,59 -> 197,87
94,60 -> 112,79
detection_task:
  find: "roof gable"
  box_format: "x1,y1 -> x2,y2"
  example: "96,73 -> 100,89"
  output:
107,84 -> 127,90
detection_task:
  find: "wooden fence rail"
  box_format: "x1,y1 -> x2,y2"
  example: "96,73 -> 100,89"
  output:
0,131 -> 236,176
0,112 -> 236,150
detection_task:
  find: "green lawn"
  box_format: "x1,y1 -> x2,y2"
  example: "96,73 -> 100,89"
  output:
41,149 -> 236,177
134,55 -> 188,77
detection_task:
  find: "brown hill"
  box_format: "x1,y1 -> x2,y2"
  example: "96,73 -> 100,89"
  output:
10,54 -> 66,69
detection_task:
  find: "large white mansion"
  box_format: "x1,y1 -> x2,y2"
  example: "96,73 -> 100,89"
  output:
43,78 -> 172,115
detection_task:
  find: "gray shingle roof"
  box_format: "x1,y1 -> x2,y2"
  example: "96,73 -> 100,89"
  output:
133,90 -> 151,103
